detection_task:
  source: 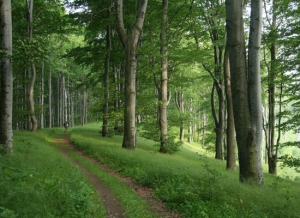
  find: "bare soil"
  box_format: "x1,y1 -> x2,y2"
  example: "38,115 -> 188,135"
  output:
54,134 -> 181,218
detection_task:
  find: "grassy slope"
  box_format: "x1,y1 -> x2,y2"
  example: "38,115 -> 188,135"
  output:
0,129 -> 104,218
69,123 -> 300,218
1,125 -> 299,218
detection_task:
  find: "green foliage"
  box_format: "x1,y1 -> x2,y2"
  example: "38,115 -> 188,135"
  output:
0,129 -> 103,217
69,125 -> 300,218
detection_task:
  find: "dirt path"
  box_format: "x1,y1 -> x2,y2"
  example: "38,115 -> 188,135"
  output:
54,134 -> 181,218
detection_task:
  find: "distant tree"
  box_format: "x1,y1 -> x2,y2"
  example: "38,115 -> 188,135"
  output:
0,0 -> 13,153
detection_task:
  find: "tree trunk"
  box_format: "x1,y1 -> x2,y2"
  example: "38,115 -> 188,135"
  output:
115,0 -> 149,149
102,25 -> 111,137
175,90 -> 185,142
248,0 -> 264,185
224,45 -> 236,170
0,0 -> 13,153
159,0 -> 169,152
27,0 -> 38,132
40,61 -> 44,129
48,70 -> 52,128
211,83 -> 224,160
267,0 -> 277,175
226,0 -> 264,185
29,63 -> 38,132
83,83 -> 87,126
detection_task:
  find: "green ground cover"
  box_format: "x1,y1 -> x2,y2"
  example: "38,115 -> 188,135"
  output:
1,124 -> 300,218
69,123 -> 300,218
0,129 -> 104,218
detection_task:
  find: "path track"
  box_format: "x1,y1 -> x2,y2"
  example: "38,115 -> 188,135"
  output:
54,134 -> 181,218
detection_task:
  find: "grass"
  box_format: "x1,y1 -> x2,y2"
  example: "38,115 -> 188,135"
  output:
69,123 -> 300,218
63,143 -> 159,218
0,128 -> 104,218
1,124 -> 300,218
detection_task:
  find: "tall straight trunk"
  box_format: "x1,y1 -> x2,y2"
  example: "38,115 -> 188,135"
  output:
175,90 -> 185,142
224,45 -> 236,170
0,0 -> 13,153
226,0 -> 264,185
211,83 -> 224,160
40,61 -> 44,129
159,0 -> 169,152
248,0 -> 263,185
115,0 -> 149,148
64,76 -> 68,123
102,25 -> 111,137
202,113 -> 207,148
57,74 -> 61,126
267,0 -> 277,175
83,83 -> 87,126
48,70 -> 52,128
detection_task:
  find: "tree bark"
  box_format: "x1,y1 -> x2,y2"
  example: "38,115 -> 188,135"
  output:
248,0 -> 264,185
102,24 -> 111,137
40,61 -> 44,129
26,0 -> 38,132
159,0 -> 169,152
224,45 -> 236,170
0,0 -> 13,153
226,0 -> 264,185
115,0 -> 149,148
29,63 -> 38,131
48,70 -> 52,128
266,0 -> 277,175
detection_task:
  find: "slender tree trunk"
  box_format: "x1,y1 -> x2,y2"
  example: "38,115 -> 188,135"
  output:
40,61 -> 44,129
27,0 -> 38,131
202,113 -> 207,148
211,83 -> 224,160
267,0 -> 277,175
102,25 -> 111,137
159,0 -> 169,152
0,0 -> 13,153
224,45 -> 236,170
29,63 -> 38,131
175,90 -> 185,142
83,81 -> 87,126
48,70 -> 52,128
115,0 -> 149,148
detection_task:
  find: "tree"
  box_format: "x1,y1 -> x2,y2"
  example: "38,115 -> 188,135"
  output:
26,0 -> 38,132
159,0 -> 169,152
226,0 -> 264,185
0,0 -> 13,153
224,45 -> 236,170
115,0 -> 149,149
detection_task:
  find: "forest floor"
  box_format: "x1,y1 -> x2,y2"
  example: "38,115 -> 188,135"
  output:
54,133 -> 181,218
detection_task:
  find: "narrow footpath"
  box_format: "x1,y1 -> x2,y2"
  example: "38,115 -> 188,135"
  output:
54,133 -> 181,218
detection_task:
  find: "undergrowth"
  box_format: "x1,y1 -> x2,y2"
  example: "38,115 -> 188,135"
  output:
0,129 -> 103,218
69,124 -> 300,218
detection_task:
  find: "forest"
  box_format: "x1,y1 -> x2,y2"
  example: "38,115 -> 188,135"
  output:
1,0 -> 300,216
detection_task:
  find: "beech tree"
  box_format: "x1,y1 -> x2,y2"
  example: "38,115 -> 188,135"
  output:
226,0 -> 264,184
115,0 -> 149,149
0,0 -> 13,153
159,0 -> 169,152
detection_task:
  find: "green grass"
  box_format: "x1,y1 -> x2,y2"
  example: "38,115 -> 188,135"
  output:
69,123 -> 300,218
2,124 -> 300,218
62,143 -> 159,218
0,128 -> 104,218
